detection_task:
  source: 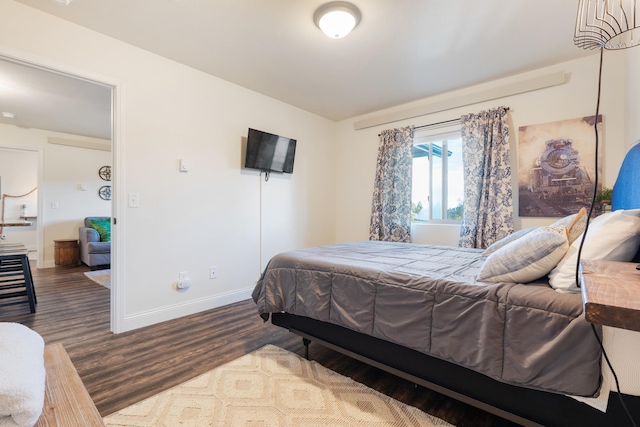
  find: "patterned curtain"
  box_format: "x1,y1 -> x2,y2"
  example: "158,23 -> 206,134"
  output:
458,107 -> 513,249
369,126 -> 414,242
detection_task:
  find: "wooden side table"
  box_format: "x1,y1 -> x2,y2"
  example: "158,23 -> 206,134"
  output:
54,239 -> 79,267
580,260 -> 640,332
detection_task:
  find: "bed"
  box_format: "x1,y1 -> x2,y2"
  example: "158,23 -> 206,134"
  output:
252,143 -> 640,427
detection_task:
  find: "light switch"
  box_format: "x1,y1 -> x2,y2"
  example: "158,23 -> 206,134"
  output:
51,201 -> 59,209
128,193 -> 140,208
179,159 -> 189,172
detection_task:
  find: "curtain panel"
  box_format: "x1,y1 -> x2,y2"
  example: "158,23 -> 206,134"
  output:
459,107 -> 513,249
369,126 -> 414,242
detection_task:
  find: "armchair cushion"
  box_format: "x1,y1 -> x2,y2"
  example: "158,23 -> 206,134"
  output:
86,242 -> 110,254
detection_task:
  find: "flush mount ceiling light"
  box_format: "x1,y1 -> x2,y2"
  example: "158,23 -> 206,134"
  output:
574,0 -> 640,49
51,0 -> 73,5
314,2 -> 361,39
1,112 -> 15,119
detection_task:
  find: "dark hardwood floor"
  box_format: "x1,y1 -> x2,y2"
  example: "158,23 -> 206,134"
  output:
0,263 -> 519,426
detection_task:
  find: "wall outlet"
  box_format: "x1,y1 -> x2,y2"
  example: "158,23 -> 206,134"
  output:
177,271 -> 191,289
209,266 -> 217,279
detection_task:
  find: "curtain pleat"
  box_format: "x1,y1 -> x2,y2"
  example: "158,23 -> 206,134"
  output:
458,107 -> 513,249
369,126 -> 414,242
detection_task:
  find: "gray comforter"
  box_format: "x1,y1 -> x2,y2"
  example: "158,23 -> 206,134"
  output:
252,241 -> 602,397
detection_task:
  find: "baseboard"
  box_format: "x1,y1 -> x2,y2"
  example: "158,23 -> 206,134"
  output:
119,287 -> 254,332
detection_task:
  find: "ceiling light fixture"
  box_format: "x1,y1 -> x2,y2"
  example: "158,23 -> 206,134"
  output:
314,2 -> 361,39
51,0 -> 73,6
1,112 -> 15,119
574,0 -> 640,49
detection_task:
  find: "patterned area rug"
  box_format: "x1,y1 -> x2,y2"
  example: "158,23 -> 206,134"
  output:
103,344 -> 453,427
83,269 -> 110,289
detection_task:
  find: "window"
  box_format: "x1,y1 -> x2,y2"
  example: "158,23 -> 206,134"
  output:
412,129 -> 464,222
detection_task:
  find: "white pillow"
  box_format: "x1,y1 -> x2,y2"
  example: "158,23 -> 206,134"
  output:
549,209 -> 640,293
477,225 -> 569,283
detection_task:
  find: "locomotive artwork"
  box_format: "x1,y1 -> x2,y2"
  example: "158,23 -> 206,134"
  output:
529,139 -> 591,196
518,116 -> 601,217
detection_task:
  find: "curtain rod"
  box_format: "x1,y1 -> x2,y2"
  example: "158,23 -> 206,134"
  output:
414,107 -> 511,131
378,107 -> 512,136
414,118 -> 460,130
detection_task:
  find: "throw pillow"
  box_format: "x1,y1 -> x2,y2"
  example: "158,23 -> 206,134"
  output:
477,225 -> 569,283
548,209 -> 640,293
88,219 -> 111,242
481,208 -> 587,258
550,207 -> 587,245
482,227 -> 536,257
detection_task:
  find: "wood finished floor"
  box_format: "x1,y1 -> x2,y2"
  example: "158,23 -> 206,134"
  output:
0,264 -> 519,427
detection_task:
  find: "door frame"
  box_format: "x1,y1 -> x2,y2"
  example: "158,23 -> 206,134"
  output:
0,46 -> 125,333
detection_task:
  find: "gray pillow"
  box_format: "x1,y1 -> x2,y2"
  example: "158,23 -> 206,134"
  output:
477,225 -> 569,283
482,227 -> 536,257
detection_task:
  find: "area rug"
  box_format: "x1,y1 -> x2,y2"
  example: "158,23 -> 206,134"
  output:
84,269 -> 110,289
103,344 -> 453,427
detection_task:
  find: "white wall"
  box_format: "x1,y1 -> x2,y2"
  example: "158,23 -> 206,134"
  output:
0,124 -> 112,266
334,52 -> 629,246
0,0 -> 336,332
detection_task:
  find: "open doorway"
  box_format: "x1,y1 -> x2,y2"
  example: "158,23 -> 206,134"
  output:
0,54 -> 116,329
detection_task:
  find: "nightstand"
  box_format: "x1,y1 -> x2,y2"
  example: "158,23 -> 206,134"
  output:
580,260 -> 640,332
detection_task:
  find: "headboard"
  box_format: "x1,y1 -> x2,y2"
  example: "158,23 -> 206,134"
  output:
612,141 -> 640,211
611,142 -> 640,262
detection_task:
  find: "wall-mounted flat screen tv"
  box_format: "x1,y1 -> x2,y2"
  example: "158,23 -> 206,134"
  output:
245,128 -> 296,174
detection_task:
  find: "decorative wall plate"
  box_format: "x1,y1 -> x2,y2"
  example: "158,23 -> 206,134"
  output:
99,185 -> 111,201
99,165 -> 112,181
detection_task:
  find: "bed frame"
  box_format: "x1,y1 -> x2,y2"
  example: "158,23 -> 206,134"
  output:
268,142 -> 640,427
272,312 -> 640,427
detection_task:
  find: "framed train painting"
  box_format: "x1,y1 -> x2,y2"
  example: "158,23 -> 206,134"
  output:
517,115 -> 603,217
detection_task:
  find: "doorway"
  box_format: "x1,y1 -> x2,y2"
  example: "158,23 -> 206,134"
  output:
0,52 -> 119,331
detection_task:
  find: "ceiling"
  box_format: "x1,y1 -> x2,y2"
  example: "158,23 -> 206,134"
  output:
0,58 -> 112,140
1,1 -> 593,139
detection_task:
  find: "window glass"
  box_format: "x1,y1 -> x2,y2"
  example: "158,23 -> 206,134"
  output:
431,144 -> 443,220
411,128 -> 463,222
446,138 -> 464,220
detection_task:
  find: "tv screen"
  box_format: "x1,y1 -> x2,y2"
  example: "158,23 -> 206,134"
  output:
245,128 -> 296,174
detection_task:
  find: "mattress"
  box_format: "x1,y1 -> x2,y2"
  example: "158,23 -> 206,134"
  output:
252,241 -> 602,396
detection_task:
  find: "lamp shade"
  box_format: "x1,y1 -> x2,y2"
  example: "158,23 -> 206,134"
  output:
575,0 -> 640,49
314,2 -> 361,39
